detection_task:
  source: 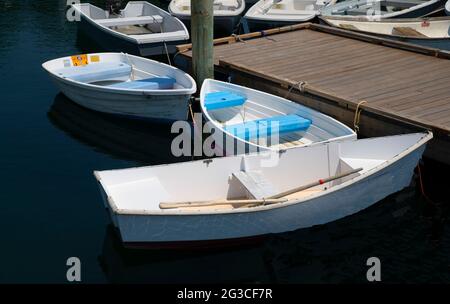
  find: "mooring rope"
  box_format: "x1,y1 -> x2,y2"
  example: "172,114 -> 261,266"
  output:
353,100 -> 367,132
150,14 -> 172,66
163,41 -> 172,66
285,80 -> 307,99
417,163 -> 436,205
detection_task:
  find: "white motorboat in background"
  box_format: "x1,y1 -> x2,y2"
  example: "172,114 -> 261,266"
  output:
72,1 -> 189,56
42,53 -> 196,122
94,132 -> 432,248
243,0 -> 336,32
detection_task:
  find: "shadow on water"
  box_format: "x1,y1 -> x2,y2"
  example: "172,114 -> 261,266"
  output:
98,161 -> 450,283
47,94 -> 190,166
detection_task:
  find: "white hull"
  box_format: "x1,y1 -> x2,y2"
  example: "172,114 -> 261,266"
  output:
49,75 -> 191,121
94,132 -> 432,245
200,79 -> 356,155
42,53 -> 196,122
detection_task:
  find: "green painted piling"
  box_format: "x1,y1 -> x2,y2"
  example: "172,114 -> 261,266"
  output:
191,0 -> 214,88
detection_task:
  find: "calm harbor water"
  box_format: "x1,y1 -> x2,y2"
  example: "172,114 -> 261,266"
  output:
0,0 -> 449,283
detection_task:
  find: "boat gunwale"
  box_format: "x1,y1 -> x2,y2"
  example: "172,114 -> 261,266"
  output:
94,131 -> 433,216
42,53 -> 197,96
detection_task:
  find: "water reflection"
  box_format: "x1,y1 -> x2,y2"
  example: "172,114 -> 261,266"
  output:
99,225 -> 273,283
98,182 -> 450,283
47,94 -> 190,165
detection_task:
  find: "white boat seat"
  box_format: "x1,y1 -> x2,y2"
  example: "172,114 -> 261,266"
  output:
96,15 -> 163,27
232,171 -> 279,199
55,62 -> 131,83
107,76 -> 176,90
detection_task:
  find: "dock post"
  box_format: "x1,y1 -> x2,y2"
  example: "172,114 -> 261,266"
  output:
191,0 -> 214,88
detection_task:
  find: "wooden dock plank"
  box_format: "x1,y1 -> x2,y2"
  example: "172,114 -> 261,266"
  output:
177,23 -> 450,164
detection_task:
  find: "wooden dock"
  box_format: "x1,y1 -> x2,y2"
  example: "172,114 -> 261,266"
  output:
176,23 -> 450,165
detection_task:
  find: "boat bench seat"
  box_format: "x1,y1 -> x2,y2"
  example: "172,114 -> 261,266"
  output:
55,62 -> 132,83
224,114 -> 311,140
232,171 -> 279,200
107,76 -> 177,90
204,91 -> 247,110
96,15 -> 163,27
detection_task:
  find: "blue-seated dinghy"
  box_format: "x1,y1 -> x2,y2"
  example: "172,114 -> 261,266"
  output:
200,79 -> 356,155
43,53 -> 196,122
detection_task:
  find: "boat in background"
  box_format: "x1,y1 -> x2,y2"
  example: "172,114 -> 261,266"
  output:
320,0 -> 445,21
94,132 -> 432,247
320,16 -> 450,51
243,0 -> 336,32
72,1 -> 189,56
446,0 -> 450,14
42,53 -> 196,122
200,79 -> 356,155
169,0 -> 246,34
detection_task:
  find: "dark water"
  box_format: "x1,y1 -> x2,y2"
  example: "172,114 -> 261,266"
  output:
0,0 -> 449,283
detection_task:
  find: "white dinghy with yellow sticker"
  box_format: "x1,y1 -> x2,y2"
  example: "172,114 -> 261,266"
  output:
42,53 -> 196,122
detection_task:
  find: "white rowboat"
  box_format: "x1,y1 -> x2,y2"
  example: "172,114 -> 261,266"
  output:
42,53 -> 196,122
72,1 -> 189,56
94,132 -> 432,248
200,79 -> 356,156
320,0 -> 445,21
168,0 -> 246,33
320,16 -> 450,51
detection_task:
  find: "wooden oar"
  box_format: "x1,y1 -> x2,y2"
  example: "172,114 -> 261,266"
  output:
268,167 -> 363,199
159,198 -> 288,209
159,167 -> 363,210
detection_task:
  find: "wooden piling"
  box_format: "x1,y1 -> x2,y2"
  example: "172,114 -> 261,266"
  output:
191,0 -> 214,88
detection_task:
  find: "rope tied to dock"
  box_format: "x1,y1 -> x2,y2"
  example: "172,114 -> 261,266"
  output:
231,33 -> 245,43
285,81 -> 307,99
353,100 -> 367,133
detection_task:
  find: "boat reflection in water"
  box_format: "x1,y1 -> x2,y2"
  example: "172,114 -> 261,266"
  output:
47,94 -> 190,165
99,224 -> 273,283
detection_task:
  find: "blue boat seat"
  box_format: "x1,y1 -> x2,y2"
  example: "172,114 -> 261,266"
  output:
107,76 -> 176,90
224,114 -> 311,140
204,91 -> 247,110
55,62 -> 131,83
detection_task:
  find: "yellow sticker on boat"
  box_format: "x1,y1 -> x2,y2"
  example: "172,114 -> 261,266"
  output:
71,54 -> 88,66
90,55 -> 100,63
